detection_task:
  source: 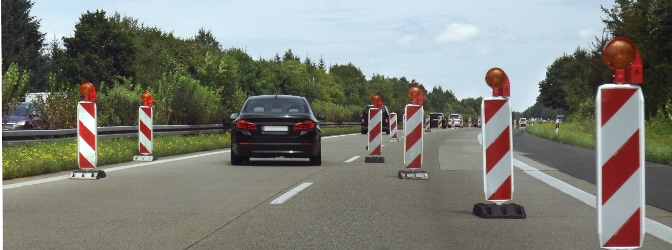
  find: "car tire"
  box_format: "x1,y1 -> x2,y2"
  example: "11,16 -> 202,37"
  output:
230,149 -> 246,165
310,150 -> 321,166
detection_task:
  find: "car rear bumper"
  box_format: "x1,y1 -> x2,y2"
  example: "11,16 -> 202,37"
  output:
232,142 -> 320,158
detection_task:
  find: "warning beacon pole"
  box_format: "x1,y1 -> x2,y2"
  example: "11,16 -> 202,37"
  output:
134,92 -> 156,161
398,86 -> 428,180
596,37 -> 645,249
472,68 -> 525,219
71,82 -> 106,179
389,112 -> 399,141
365,94 -> 385,163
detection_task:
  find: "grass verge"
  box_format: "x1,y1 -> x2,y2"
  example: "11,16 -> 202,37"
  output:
525,122 -> 672,166
2,126 -> 360,180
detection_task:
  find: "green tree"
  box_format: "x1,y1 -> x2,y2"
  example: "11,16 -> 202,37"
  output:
193,27 -> 221,50
2,63 -> 31,123
1,0 -> 46,90
60,10 -> 136,86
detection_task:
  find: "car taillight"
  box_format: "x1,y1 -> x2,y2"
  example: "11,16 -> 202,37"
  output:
293,120 -> 315,131
236,119 -> 257,130
384,117 -> 389,124
361,118 -> 365,124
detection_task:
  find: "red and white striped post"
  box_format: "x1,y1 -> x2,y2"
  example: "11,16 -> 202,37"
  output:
365,94 -> 384,163
72,82 -> 106,179
473,68 -> 524,218
438,115 -> 443,129
597,37 -> 645,249
399,86 -> 428,180
424,115 -> 431,132
389,112 -> 399,141
134,92 -> 156,161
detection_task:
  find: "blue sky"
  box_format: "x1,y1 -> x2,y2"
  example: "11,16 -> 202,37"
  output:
32,0 -> 615,112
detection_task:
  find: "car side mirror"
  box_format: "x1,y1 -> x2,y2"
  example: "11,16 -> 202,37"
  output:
316,113 -> 326,121
229,113 -> 239,119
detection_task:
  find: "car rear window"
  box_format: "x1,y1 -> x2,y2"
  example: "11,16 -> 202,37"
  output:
243,99 -> 307,114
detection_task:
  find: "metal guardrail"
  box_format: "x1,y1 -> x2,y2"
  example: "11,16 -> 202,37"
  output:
2,122 -> 359,146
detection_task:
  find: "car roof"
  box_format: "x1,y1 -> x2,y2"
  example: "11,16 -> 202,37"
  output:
247,94 -> 305,100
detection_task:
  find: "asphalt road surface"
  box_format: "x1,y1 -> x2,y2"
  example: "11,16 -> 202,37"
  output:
4,127 -> 672,249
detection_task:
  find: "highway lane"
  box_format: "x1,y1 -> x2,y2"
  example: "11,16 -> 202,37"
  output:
3,129 -> 672,249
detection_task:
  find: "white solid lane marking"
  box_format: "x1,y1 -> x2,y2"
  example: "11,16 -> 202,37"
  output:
345,156 -> 360,163
3,151 -> 226,190
270,182 -> 313,205
3,134 -> 357,190
513,158 -> 672,245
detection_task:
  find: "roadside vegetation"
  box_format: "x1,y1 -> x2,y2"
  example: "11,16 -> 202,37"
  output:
2,126 -> 359,180
525,114 -> 672,166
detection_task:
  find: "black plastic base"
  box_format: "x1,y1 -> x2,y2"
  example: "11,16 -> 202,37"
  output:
365,156 -> 385,163
473,203 -> 526,219
71,170 -> 107,179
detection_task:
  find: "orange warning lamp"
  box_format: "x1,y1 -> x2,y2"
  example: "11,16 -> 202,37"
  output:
485,68 -> 510,97
408,86 -> 424,105
602,37 -> 643,84
370,94 -> 383,108
79,82 -> 97,102
141,91 -> 153,107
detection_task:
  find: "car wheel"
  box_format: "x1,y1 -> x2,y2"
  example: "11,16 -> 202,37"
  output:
230,149 -> 246,165
309,150 -> 321,166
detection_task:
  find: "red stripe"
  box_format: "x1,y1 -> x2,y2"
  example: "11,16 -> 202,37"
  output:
600,88 -> 637,126
371,145 -> 381,156
484,99 -> 506,123
78,152 -> 95,168
140,143 -> 150,154
488,176 -> 511,200
405,124 -> 422,152
80,102 -> 96,118
78,121 -> 96,150
604,208 -> 641,247
406,105 -> 420,118
141,106 -> 152,118
601,130 -> 640,205
485,126 -> 510,173
407,154 -> 422,169
369,122 -> 381,141
140,121 -> 152,141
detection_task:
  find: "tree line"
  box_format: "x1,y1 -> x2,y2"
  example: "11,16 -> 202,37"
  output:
4,0 -> 670,129
530,0 -> 672,123
2,0 -> 482,128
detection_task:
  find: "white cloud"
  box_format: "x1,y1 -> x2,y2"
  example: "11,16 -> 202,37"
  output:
577,28 -> 596,39
435,23 -> 479,44
396,34 -> 419,48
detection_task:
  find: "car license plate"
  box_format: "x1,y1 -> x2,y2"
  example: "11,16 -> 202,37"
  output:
262,126 -> 288,132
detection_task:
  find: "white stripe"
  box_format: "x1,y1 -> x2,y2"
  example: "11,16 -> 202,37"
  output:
270,182 -> 313,204
599,88 -> 640,167
601,168 -> 644,245
485,150 -> 513,200
513,159 -> 672,245
483,98 -> 510,148
345,156 -> 360,163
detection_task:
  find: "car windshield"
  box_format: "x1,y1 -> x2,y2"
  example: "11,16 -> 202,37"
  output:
430,114 -> 442,119
243,99 -> 307,114
10,105 -> 30,116
449,115 -> 460,119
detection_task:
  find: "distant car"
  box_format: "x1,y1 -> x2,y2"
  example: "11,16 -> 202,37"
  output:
429,112 -> 447,129
2,102 -> 37,130
519,118 -> 527,127
229,95 -> 325,165
448,114 -> 463,128
361,105 -> 390,134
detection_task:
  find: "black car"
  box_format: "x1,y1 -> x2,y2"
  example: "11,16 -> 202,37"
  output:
429,112 -> 447,129
229,95 -> 325,165
360,105 -> 390,135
